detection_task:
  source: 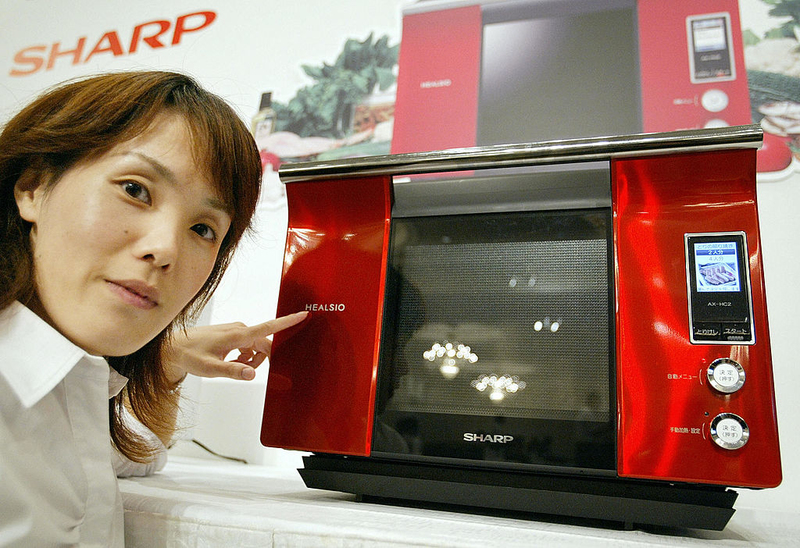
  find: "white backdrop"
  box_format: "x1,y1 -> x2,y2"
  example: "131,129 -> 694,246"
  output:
1,0 -> 797,517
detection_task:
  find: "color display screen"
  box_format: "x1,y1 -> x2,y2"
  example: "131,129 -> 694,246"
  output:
692,17 -> 728,52
688,13 -> 734,81
693,241 -> 741,293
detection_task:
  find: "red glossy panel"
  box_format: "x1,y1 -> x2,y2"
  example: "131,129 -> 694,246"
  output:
613,150 -> 781,487
638,0 -> 751,132
261,175 -> 392,456
391,5 -> 482,154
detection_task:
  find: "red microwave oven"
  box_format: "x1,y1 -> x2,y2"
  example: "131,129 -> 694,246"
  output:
391,0 -> 751,155
261,125 -> 781,530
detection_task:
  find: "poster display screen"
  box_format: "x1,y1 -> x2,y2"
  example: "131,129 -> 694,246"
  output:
688,13 -> 735,83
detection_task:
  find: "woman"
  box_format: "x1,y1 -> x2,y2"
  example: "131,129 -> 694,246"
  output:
0,71 -> 306,546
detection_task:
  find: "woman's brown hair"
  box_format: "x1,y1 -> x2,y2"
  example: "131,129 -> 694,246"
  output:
0,71 -> 262,461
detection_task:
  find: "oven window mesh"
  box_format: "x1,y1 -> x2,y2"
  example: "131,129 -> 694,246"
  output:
382,234 -> 610,422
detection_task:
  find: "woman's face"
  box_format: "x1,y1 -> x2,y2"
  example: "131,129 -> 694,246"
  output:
15,113 -> 232,356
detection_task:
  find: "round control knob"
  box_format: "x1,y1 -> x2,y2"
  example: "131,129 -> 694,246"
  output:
701,89 -> 729,112
707,358 -> 745,394
710,413 -> 749,450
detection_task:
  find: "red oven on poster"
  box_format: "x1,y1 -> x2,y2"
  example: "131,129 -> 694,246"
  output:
391,0 -> 752,156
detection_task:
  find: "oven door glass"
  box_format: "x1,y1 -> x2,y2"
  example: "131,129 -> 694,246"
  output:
373,208 -> 615,473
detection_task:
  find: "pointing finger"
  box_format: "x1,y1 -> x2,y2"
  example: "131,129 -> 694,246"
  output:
249,311 -> 309,339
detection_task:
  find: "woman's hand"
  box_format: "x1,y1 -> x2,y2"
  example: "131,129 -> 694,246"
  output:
164,311 -> 309,385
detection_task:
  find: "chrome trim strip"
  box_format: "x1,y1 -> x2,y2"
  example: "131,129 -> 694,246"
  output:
279,125 -> 762,183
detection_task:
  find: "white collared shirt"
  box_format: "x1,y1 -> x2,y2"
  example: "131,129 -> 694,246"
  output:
0,302 -> 151,547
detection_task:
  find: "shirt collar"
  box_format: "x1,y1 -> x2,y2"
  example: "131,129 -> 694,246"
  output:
0,302 -> 126,408
108,368 -> 129,398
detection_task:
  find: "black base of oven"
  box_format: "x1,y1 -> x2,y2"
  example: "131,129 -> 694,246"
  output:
299,454 -> 738,531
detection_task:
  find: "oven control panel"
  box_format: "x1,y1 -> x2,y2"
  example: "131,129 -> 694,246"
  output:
614,150 -> 781,489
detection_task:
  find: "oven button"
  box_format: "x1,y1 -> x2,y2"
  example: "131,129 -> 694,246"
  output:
707,358 -> 745,394
704,118 -> 729,128
710,413 -> 749,450
693,323 -> 721,341
721,324 -> 752,342
702,89 -> 729,112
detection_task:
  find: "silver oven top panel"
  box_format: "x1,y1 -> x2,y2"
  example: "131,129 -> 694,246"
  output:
278,125 -> 762,183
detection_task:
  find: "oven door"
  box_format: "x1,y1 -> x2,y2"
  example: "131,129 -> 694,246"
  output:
373,204 -> 616,475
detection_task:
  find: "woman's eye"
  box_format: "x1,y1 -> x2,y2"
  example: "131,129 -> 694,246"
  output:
191,223 -> 217,242
122,181 -> 151,204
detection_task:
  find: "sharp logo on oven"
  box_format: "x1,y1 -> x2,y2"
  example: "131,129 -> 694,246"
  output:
304,303 -> 346,312
463,433 -> 514,443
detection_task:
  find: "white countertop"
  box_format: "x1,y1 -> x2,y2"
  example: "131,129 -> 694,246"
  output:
119,456 -> 799,547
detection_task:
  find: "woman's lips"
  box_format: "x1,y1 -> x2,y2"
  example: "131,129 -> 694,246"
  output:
106,280 -> 159,309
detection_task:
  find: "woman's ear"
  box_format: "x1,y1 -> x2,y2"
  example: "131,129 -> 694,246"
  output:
13,169 -> 46,224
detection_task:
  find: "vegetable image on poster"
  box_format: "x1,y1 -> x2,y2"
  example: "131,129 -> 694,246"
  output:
254,33 -> 399,165
743,0 -> 800,175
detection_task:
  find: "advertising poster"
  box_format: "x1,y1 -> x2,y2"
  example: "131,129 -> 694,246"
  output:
743,0 -> 800,175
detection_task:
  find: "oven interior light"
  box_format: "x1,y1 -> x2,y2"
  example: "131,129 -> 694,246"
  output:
440,362 -> 460,379
532,318 -> 562,333
507,276 -> 537,287
471,374 -> 527,402
423,341 -> 479,378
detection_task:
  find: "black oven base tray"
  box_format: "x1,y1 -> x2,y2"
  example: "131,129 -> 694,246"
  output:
299,454 -> 738,531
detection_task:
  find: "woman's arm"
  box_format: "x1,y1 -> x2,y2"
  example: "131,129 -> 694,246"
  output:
113,404 -> 169,477
164,311 -> 309,383
155,311 -> 309,447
